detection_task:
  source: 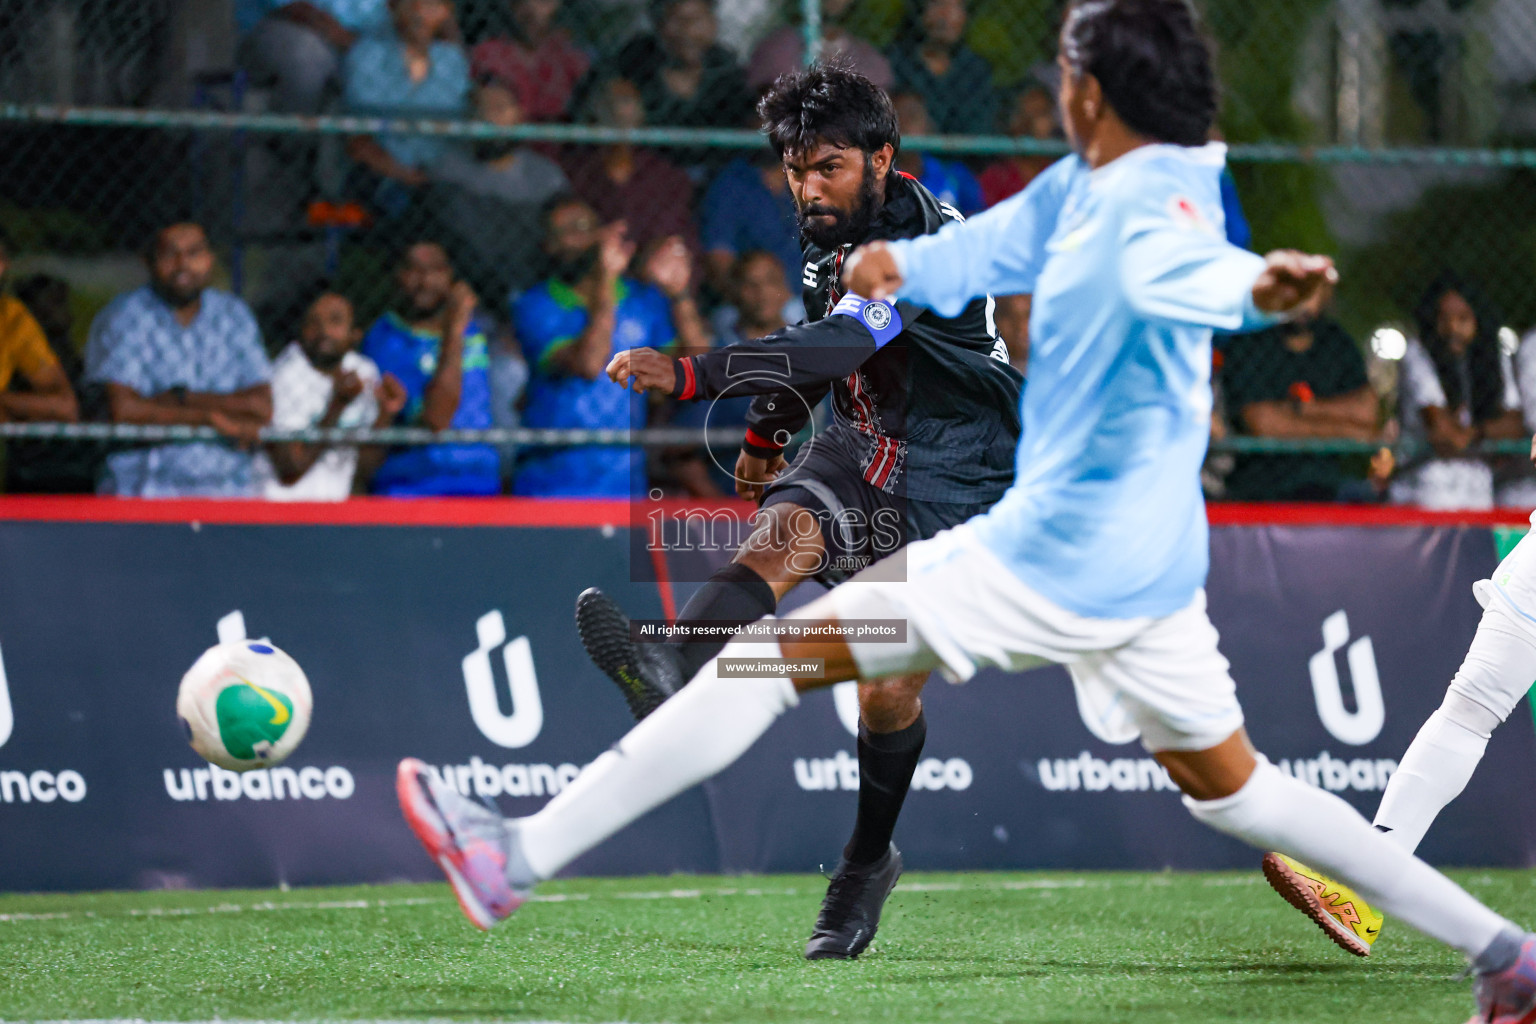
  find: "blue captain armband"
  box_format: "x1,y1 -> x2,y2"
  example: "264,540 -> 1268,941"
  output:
831,294 -> 904,348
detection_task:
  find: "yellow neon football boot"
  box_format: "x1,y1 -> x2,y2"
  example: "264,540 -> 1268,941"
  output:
1261,852 -> 1384,957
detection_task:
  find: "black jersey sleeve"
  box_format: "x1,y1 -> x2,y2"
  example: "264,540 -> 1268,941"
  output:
668,294 -> 915,402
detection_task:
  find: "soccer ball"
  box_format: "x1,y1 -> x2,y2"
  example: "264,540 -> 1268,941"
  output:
177,641 -> 313,772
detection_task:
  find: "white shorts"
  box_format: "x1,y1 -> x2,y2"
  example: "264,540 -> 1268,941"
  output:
817,524 -> 1245,753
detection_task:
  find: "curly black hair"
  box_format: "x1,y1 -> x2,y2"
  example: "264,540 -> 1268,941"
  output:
758,60 -> 901,160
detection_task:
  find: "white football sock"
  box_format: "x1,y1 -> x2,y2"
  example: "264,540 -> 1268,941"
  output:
1374,610 -> 1536,853
514,637 -> 798,882
1373,696 -> 1494,853
1187,760 -> 1512,960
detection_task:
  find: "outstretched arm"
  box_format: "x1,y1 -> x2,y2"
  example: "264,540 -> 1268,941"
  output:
843,157 -> 1076,315
606,294 -> 903,400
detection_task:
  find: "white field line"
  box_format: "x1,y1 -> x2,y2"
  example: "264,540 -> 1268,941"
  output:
0,874 -> 1261,924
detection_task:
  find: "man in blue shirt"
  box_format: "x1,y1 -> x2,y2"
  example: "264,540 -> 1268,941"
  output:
361,239 -> 499,495
511,197 -> 697,497
86,222 -> 272,497
699,153 -> 802,297
238,0 -> 390,113
399,7 -> 1536,1015
342,0 -> 470,214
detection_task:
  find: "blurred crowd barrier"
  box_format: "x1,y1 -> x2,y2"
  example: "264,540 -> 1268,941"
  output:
0,0 -> 1534,504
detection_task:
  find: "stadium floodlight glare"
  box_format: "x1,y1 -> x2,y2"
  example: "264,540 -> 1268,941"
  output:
1500,326 -> 1520,355
1369,326 -> 1407,361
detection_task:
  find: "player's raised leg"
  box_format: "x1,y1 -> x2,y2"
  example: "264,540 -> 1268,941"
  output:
402,580 -> 940,930
580,497 -> 932,958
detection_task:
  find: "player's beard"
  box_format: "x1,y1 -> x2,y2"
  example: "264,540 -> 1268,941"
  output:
796,159 -> 883,251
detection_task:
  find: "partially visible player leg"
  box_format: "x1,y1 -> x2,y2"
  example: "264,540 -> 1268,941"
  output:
582,486 -> 935,957
400,534 -> 956,932
1374,603 -> 1536,851
1107,603 -> 1534,1020
514,602 -> 935,885
1174,737 -> 1536,1021
1263,600 -> 1536,955
804,672 -> 925,960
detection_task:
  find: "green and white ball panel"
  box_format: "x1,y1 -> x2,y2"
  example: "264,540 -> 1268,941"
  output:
177,640 -> 313,772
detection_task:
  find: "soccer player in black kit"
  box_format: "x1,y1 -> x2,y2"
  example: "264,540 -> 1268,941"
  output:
587,63 -> 1023,959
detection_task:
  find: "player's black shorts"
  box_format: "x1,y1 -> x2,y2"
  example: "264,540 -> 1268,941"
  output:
760,427 -> 995,586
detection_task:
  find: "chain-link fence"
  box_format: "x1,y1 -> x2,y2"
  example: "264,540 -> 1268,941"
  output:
0,0 -> 1534,504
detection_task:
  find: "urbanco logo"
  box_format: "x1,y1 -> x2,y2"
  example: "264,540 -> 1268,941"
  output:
0,641 -> 87,803
464,611 -> 543,748
1309,610 -> 1385,746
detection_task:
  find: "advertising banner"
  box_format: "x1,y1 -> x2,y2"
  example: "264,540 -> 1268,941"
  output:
0,502 -> 1531,891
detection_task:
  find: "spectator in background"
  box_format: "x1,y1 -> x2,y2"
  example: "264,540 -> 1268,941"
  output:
612,0 -> 752,132
343,0 -> 470,214
0,229 -> 78,429
979,86 -> 1057,208
888,0 -> 996,137
564,76 -> 701,256
1392,275 -> 1525,510
748,0 -> 892,94
254,287 -> 408,500
471,0 -> 590,122
85,222 -> 273,497
361,240 -> 502,495
699,148 -> 801,299
239,0 -> 391,113
1220,283 -> 1379,501
512,197 -> 702,496
891,92 -> 982,215
7,272 -> 98,494
431,79 -> 570,300
664,249 -> 793,495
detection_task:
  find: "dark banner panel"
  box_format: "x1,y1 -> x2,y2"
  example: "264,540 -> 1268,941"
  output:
0,512 -> 1531,892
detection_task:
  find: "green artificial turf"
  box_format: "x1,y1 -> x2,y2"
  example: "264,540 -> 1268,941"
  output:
0,869 -> 1530,1023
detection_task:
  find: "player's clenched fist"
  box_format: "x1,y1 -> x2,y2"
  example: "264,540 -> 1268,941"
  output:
606,347 -> 677,393
841,240 -> 904,301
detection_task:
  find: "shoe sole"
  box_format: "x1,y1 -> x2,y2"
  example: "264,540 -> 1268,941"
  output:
1261,852 -> 1371,958
576,588 -> 665,720
804,852 -> 905,961
396,758 -> 511,932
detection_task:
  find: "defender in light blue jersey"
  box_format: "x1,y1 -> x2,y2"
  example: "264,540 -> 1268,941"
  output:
397,6 -> 1536,1015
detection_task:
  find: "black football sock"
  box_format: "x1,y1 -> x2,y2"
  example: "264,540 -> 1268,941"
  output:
669,562 -> 778,682
844,710 -> 926,865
